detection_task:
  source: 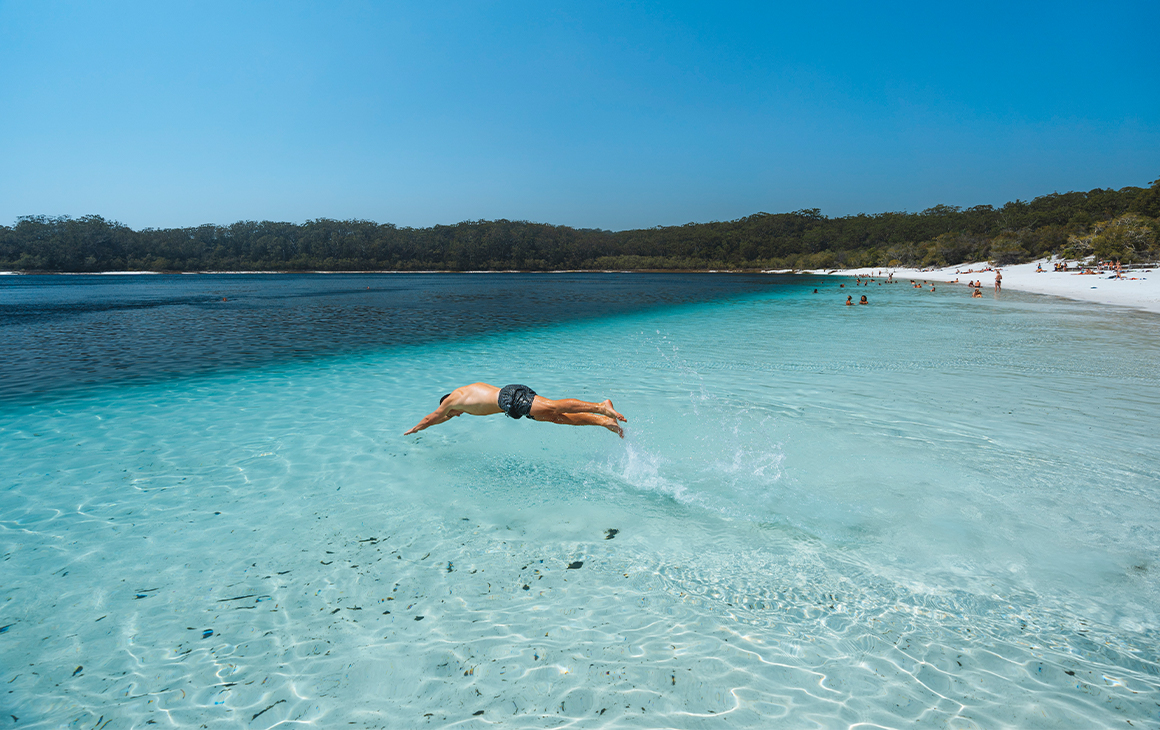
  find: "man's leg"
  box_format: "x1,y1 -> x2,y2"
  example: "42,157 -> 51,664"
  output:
529,396 -> 626,423
537,412 -> 623,438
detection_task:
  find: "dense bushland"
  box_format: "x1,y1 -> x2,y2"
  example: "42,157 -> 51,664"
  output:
3,178 -> 1157,272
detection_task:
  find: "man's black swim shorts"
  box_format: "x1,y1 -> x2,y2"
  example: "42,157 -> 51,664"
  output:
498,384 -> 537,419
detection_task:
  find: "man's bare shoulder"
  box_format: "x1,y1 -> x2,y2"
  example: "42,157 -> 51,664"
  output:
447,383 -> 503,414
454,382 -> 499,401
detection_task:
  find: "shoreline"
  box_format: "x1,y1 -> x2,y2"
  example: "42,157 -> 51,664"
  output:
5,263 -> 1158,314
802,259 -> 1160,315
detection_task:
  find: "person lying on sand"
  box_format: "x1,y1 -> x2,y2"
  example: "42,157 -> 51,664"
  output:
405,383 -> 627,438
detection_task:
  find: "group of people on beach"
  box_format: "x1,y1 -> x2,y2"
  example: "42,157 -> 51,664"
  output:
823,268 -> 1004,304
961,272 -> 1000,295
1044,257 -> 1143,279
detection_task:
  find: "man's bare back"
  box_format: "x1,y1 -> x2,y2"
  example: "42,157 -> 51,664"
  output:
404,383 -> 627,437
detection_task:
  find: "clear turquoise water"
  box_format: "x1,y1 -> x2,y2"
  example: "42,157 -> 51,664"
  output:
2,275 -> 1159,728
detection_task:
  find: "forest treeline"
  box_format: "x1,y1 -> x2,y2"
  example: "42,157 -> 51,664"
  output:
3,178 -> 1158,273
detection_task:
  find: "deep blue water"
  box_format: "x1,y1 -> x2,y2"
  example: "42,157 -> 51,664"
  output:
0,273 -> 791,399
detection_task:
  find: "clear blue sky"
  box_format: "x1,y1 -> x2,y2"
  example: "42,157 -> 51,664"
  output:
2,1 -> 1157,231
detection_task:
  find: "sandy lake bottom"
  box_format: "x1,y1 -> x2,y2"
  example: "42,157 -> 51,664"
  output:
2,273 -> 1159,728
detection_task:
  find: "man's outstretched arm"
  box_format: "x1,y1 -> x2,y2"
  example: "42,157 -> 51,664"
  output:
404,407 -> 454,435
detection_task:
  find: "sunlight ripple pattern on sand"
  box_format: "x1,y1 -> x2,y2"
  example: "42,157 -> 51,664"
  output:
2,273 -> 1159,728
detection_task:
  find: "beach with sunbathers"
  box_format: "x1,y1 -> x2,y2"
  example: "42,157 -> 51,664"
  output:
804,258 -> 1160,313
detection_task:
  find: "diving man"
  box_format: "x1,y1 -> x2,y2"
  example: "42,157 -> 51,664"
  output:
404,383 -> 627,438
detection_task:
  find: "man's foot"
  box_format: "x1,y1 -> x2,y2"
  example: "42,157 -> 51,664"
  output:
603,419 -> 624,438
601,399 -> 627,422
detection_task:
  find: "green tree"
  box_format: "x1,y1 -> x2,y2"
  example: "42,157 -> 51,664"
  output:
1091,214 -> 1156,263
989,232 -> 1030,265
1128,177 -> 1160,219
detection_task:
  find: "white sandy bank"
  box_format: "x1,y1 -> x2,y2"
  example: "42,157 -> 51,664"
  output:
802,259 -> 1160,314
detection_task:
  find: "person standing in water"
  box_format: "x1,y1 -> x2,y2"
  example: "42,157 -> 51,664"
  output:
405,383 -> 627,438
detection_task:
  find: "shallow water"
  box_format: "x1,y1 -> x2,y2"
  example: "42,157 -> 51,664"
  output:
2,274 -> 1159,728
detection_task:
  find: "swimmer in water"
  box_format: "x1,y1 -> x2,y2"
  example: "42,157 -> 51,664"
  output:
405,383 -> 627,438
859,295 -> 868,304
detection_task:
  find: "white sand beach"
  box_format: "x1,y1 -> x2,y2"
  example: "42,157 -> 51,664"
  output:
804,259 -> 1160,314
